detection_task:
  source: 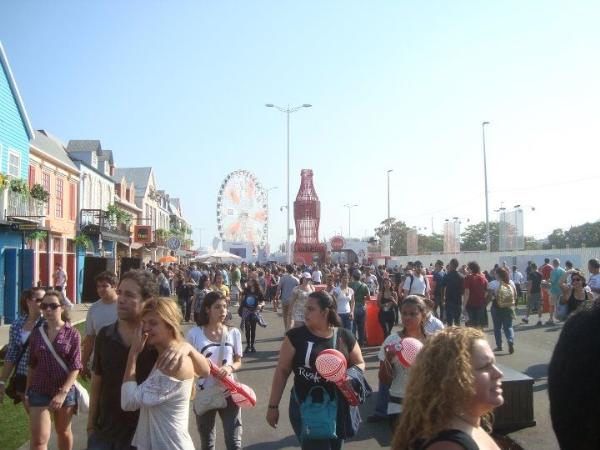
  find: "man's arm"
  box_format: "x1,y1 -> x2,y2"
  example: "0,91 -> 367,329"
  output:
80,335 -> 94,380
87,372 -> 101,436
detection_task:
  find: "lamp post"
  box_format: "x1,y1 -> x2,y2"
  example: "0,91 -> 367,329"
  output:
482,121 -> 491,252
265,103 -> 312,264
265,186 -> 278,251
387,169 -> 393,222
344,204 -> 358,238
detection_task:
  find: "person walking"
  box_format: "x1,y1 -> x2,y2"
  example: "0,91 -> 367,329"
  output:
121,297 -> 199,450
266,290 -> 365,450
27,291 -> 82,450
277,265 -> 299,331
81,272 -> 119,380
187,291 -> 244,450
490,267 -> 517,354
378,296 -> 428,428
349,270 -> 370,347
191,274 -> 212,324
332,271 -> 355,331
392,327 -> 503,450
547,259 -> 566,324
0,288 -> 45,409
289,273 -> 315,328
463,262 -> 489,329
378,278 -> 398,338
522,262 -> 544,325
440,258 -> 464,326
239,279 -> 266,353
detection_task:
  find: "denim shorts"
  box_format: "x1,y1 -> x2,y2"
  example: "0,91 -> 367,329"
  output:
27,388 -> 77,407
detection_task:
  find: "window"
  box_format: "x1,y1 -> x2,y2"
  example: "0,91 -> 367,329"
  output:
28,165 -> 36,187
56,178 -> 64,218
42,172 -> 51,214
8,151 -> 21,177
69,183 -> 76,220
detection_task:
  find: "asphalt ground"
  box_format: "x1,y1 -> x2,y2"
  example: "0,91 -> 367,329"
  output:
18,303 -> 560,450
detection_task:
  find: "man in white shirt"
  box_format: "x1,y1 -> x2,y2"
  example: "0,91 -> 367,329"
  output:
511,265 -> 524,299
81,271 -> 119,380
364,267 -> 379,295
588,258 -> 600,300
53,263 -> 68,292
403,261 -> 429,298
311,266 -> 322,284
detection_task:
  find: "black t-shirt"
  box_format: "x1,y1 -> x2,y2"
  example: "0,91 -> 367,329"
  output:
528,271 -> 542,294
441,270 -> 464,305
287,326 -> 356,401
92,321 -> 158,444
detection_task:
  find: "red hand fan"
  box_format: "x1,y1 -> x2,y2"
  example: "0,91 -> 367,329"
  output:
388,337 -> 423,368
209,362 -> 257,407
316,349 -> 360,406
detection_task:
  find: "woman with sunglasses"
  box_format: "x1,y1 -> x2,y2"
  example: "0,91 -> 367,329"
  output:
561,271 -> 593,315
0,288 -> 45,409
26,290 -> 82,450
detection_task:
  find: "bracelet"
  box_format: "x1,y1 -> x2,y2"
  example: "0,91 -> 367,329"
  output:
268,404 -> 279,409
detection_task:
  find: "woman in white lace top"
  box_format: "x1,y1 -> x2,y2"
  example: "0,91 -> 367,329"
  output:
121,297 -> 198,450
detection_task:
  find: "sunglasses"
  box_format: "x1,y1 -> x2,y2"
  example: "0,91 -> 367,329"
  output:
40,303 -> 61,310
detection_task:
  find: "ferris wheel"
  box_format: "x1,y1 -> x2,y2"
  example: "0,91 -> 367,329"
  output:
217,170 -> 268,246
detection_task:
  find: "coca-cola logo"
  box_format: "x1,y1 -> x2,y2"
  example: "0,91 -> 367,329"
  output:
330,236 -> 345,251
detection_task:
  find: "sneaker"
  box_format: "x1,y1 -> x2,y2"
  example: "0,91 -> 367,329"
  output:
244,346 -> 251,354
250,346 -> 256,353
367,414 -> 388,423
521,318 -> 529,324
494,347 -> 503,352
508,342 -> 515,354
536,320 -> 543,326
545,320 -> 555,325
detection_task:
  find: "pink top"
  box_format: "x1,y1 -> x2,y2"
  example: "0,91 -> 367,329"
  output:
29,322 -> 82,396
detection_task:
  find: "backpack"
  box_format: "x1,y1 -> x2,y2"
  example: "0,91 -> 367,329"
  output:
496,283 -> 514,308
407,274 -> 428,295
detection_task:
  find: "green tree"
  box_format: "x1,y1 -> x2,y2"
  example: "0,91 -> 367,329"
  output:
544,228 -> 566,249
460,221 -> 500,252
418,233 -> 444,253
374,218 -> 411,256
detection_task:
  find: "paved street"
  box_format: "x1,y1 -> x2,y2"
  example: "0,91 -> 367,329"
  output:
18,304 -> 560,450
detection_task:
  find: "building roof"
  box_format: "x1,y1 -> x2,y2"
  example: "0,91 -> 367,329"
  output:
30,130 -> 79,172
113,167 -> 153,198
99,149 -> 114,165
0,42 -> 34,140
66,140 -> 102,154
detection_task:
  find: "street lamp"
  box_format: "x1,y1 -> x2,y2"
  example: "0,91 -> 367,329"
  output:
265,186 -> 278,250
482,121 -> 491,252
265,103 -> 312,264
344,204 -> 358,238
387,169 -> 393,222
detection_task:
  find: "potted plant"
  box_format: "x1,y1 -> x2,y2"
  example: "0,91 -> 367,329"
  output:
73,233 -> 92,251
29,230 -> 48,241
9,178 -> 29,196
30,183 -> 50,203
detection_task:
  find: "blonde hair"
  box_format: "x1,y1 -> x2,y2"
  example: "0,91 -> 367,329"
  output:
140,297 -> 183,342
392,326 -> 488,450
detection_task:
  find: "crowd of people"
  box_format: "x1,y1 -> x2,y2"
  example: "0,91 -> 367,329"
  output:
0,255 -> 599,449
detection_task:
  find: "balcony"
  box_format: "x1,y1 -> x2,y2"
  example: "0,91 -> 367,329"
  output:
80,209 -> 131,243
0,189 -> 45,226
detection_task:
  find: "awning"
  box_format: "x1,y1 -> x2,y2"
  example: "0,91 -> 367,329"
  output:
130,242 -> 143,250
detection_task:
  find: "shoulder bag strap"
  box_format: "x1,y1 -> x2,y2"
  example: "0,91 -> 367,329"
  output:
12,318 -> 42,368
39,327 -> 69,374
333,327 -> 338,350
218,326 -> 227,367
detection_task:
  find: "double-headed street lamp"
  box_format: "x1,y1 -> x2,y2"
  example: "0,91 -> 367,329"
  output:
344,204 -> 358,238
265,103 -> 312,264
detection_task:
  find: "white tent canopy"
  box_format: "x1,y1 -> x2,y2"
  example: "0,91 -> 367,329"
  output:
194,250 -> 242,263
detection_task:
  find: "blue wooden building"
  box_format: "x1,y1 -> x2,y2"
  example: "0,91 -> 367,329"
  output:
0,42 -> 36,324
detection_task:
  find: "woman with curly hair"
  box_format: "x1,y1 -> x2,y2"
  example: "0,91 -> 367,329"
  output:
392,327 -> 503,450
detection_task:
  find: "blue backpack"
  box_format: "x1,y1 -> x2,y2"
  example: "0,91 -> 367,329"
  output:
294,385 -> 338,441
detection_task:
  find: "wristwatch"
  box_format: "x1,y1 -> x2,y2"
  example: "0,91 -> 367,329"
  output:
268,404 -> 279,410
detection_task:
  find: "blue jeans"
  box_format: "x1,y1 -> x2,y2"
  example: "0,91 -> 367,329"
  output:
491,304 -> 514,348
446,303 -> 462,326
87,433 -> 135,450
374,381 -> 390,417
338,313 -> 353,331
352,306 -> 366,346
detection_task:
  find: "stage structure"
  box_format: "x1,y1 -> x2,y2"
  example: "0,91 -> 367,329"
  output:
499,208 -> 524,251
216,170 -> 268,261
293,169 -> 326,264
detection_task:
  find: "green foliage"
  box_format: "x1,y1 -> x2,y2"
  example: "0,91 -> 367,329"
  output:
418,233 -> 444,253
28,230 -> 48,241
543,222 -> 600,249
29,183 -> 50,202
374,218 -> 411,256
9,178 -> 29,196
106,204 -> 132,225
73,233 -> 92,250
155,228 -> 169,239
460,221 -> 500,252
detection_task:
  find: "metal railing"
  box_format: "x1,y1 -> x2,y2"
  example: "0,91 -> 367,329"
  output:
1,190 -> 45,226
79,209 -> 130,234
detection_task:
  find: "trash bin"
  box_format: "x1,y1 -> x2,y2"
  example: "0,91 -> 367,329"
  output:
365,297 -> 384,347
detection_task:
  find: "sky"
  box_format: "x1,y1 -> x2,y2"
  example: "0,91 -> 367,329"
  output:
2,0 -> 599,250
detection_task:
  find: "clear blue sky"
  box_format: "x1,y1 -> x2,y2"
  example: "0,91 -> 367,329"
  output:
2,0 -> 599,249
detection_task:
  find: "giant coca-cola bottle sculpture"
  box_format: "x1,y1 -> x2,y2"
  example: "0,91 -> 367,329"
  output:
293,169 -> 326,263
